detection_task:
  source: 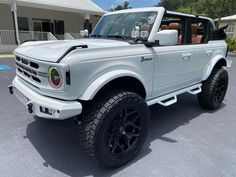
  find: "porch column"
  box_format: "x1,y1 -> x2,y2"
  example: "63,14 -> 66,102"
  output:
11,1 -> 20,45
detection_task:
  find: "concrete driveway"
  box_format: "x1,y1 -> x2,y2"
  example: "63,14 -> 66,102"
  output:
0,55 -> 236,177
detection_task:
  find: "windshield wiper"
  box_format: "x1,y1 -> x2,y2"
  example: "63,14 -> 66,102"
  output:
106,35 -> 129,40
133,37 -> 147,42
90,34 -> 102,38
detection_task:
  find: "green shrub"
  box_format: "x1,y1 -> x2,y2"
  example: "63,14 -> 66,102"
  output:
225,38 -> 236,52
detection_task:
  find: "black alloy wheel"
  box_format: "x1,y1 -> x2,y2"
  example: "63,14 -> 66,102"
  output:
106,108 -> 141,154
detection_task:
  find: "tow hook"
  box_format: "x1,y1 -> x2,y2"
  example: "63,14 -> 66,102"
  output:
8,85 -> 13,94
27,101 -> 33,114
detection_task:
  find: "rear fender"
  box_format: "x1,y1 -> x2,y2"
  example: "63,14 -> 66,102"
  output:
202,55 -> 227,81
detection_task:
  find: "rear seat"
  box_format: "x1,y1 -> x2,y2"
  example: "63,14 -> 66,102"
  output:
192,24 -> 202,44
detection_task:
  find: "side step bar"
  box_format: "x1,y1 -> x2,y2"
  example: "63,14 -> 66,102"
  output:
147,84 -> 202,107
157,96 -> 177,106
188,86 -> 202,95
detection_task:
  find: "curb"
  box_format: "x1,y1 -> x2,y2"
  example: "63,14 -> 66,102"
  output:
0,55 -> 14,59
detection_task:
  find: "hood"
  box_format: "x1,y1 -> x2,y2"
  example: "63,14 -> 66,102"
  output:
14,38 -> 130,63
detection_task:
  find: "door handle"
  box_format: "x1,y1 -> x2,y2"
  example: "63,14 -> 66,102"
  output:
206,50 -> 213,56
182,53 -> 192,60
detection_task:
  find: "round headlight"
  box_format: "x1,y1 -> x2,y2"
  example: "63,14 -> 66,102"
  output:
48,67 -> 62,88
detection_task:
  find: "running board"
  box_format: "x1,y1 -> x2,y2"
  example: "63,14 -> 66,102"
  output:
147,84 -> 202,106
188,86 -> 202,95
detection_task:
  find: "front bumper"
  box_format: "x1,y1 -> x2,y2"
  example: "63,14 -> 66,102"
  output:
9,76 -> 82,120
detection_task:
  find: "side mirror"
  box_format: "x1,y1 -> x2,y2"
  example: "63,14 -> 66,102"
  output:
154,30 -> 178,46
80,29 -> 89,38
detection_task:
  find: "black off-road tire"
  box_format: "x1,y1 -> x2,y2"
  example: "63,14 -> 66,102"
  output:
198,68 -> 228,110
79,90 -> 150,168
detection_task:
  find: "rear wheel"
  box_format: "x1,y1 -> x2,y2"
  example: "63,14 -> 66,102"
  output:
79,90 -> 150,168
198,68 -> 228,110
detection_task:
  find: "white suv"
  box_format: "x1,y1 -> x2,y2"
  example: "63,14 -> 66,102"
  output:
9,7 -> 231,168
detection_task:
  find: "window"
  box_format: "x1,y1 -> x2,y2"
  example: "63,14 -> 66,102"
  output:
160,14 -> 211,45
33,21 -> 42,31
225,24 -> 235,38
92,12 -> 157,40
32,19 -> 54,34
189,21 -> 207,44
160,14 -> 185,45
185,18 -> 210,44
18,17 -> 29,31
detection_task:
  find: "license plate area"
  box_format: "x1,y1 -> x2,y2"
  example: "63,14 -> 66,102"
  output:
14,88 -> 29,107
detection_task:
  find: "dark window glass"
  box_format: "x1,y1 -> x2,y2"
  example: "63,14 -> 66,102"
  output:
54,20 -> 64,34
33,21 -> 42,31
18,17 -> 29,31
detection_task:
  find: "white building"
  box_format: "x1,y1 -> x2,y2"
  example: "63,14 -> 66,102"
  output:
218,15 -> 236,39
0,0 -> 104,52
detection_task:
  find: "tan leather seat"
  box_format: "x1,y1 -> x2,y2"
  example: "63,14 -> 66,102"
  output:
168,23 -> 180,30
160,24 -> 168,30
192,24 -> 202,44
168,23 -> 182,44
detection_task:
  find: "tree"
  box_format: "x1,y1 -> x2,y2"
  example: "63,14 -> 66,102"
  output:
177,6 -> 192,14
110,0 -> 131,11
156,0 -> 182,11
195,0 -> 236,19
156,0 -> 236,21
157,0 -> 198,14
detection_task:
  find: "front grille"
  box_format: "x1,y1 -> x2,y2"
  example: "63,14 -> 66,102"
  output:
15,55 -> 67,93
30,62 -> 39,69
22,58 -> 29,65
16,62 -> 37,76
16,56 -> 39,68
15,56 -> 47,85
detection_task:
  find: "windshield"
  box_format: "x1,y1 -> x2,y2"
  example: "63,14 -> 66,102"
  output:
91,12 -> 158,41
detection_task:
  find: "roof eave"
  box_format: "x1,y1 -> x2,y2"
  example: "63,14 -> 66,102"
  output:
0,0 -> 105,16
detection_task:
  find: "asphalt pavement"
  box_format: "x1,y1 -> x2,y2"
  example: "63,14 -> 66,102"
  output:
0,55 -> 236,177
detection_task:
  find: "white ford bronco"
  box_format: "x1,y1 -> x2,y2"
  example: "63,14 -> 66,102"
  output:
9,7 -> 231,168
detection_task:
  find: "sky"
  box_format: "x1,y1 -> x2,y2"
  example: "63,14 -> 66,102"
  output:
91,0 -> 160,11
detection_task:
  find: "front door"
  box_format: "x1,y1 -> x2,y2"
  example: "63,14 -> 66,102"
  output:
152,45 -> 200,97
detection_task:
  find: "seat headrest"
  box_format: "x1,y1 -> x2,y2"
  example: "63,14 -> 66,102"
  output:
160,24 -> 168,30
192,24 -> 198,35
141,24 -> 150,31
168,23 -> 180,30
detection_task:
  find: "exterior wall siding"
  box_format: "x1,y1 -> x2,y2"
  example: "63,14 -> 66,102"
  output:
0,4 -> 14,30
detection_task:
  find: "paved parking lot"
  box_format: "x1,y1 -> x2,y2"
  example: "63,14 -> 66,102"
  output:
0,55 -> 236,177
